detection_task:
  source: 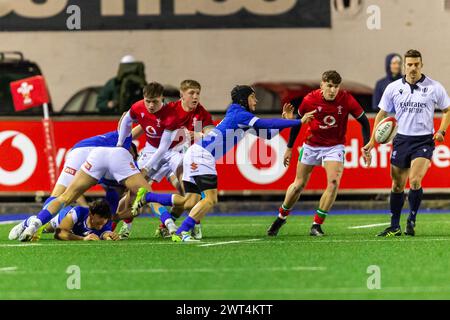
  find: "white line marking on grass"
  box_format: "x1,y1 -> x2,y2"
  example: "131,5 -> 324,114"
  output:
0,243 -> 40,247
11,266 -> 326,275
0,242 -> 175,248
348,222 -> 390,229
0,220 -> 22,225
266,238 -> 450,244
198,238 -> 262,247
0,267 -> 17,272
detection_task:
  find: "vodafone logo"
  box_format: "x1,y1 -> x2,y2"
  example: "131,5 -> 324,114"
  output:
0,131 -> 37,186
145,125 -> 158,138
236,134 -> 288,184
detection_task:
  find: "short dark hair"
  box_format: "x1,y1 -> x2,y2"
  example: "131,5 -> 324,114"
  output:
322,70 -> 342,85
404,49 -> 422,61
143,82 -> 164,98
89,199 -> 112,219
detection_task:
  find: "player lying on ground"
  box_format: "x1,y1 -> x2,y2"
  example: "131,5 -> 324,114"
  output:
131,85 -> 315,242
117,80 -> 214,239
10,139 -> 159,242
267,70 -> 372,237
8,130 -> 141,241
35,199 -> 119,241
363,49 -> 450,237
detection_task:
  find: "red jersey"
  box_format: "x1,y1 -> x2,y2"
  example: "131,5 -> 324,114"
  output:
166,100 -> 214,144
298,89 -> 364,147
129,100 -> 179,148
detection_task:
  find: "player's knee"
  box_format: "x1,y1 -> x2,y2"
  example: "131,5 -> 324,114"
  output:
391,183 -> 404,193
327,179 -> 340,192
293,180 -> 306,192
184,200 -> 196,211
409,177 -> 422,190
205,195 -> 218,207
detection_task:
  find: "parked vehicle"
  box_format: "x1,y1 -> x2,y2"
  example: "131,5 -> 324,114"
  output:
59,85 -> 180,115
253,81 -> 374,113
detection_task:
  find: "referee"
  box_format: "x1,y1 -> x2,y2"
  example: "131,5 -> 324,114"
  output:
364,49 -> 450,237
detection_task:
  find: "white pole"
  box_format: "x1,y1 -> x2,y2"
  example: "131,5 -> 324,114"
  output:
43,102 -> 49,119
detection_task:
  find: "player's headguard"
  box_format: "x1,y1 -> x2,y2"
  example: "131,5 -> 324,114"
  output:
231,85 -> 255,111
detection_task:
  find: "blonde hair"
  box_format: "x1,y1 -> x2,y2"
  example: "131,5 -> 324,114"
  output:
180,79 -> 201,92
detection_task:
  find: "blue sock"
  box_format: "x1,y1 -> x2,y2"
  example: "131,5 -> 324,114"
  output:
408,188 -> 423,223
145,192 -> 173,206
158,207 -> 172,225
36,209 -> 53,225
43,196 -> 56,209
390,191 -> 405,228
176,216 -> 197,235
105,188 -> 120,214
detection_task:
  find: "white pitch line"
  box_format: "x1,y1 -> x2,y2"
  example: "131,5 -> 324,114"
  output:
10,266 -> 326,275
348,222 -> 391,229
0,267 -> 17,272
0,243 -> 40,247
0,220 -> 22,225
198,238 -> 262,247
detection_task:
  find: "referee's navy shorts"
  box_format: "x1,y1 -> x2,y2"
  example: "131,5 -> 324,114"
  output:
390,134 -> 435,169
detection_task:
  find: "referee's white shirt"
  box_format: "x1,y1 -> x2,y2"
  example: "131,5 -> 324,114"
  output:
379,75 -> 450,136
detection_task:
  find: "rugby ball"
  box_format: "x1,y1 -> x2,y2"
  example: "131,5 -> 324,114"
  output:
374,117 -> 397,144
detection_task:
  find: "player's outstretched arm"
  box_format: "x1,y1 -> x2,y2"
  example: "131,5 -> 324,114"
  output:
434,107 -> 449,142
142,130 -> 174,175
117,111 -> 134,147
54,214 -> 83,241
102,231 -> 120,241
132,125 -> 144,139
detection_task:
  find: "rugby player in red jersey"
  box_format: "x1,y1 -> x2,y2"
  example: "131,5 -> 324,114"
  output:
267,70 -> 372,237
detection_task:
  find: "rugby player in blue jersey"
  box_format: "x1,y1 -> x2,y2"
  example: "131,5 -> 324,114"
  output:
132,85 -> 316,241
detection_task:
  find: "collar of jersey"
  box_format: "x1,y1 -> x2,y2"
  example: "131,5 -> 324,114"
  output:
402,74 -> 426,93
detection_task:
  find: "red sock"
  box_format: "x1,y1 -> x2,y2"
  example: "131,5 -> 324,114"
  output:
313,209 -> 328,225
278,205 -> 291,219
124,218 -> 133,224
112,221 -> 117,231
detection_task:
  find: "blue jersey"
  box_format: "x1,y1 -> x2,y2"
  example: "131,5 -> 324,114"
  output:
72,131 -> 132,150
57,206 -> 112,238
199,104 -> 273,159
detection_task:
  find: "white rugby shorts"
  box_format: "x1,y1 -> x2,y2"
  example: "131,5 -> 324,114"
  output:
299,144 -> 345,166
56,147 -> 95,187
182,144 -> 217,184
137,143 -> 182,182
81,147 -> 140,183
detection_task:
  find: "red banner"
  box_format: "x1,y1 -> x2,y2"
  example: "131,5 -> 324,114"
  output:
9,76 -> 50,112
0,118 -> 449,194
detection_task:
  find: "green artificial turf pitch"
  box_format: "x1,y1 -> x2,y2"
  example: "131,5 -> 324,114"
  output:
1,213 -> 450,300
